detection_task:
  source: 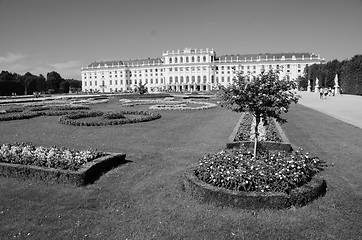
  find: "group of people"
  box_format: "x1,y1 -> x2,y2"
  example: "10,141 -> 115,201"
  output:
319,87 -> 343,99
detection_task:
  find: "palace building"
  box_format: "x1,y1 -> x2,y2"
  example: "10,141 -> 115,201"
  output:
81,48 -> 324,93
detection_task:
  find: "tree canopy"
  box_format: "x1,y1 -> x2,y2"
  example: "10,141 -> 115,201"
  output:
219,70 -> 300,156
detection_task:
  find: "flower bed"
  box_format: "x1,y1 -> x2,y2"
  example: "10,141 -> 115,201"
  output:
184,148 -> 326,209
59,110 -> 161,126
227,113 -> 292,151
0,142 -> 127,186
0,105 -> 90,121
149,101 -> 217,111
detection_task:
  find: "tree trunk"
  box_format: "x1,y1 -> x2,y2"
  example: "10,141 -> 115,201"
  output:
253,115 -> 260,157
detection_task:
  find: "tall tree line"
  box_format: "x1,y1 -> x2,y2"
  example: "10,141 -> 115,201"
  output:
298,54 -> 362,95
0,71 -> 81,96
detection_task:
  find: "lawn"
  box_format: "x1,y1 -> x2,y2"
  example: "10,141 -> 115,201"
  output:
0,97 -> 361,239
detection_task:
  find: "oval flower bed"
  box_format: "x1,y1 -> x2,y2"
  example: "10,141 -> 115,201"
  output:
59,110 -> 161,126
149,101 -> 217,111
184,148 -> 326,209
0,142 -> 127,186
0,105 -> 90,121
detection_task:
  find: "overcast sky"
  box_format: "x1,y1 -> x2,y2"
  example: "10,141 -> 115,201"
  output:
1,0 -> 361,79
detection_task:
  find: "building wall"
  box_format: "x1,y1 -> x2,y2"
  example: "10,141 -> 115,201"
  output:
81,48 -> 324,93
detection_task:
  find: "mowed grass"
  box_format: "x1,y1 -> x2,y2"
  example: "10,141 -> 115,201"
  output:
0,97 -> 361,239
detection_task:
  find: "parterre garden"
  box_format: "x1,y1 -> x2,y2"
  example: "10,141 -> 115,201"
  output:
0,93 -> 361,239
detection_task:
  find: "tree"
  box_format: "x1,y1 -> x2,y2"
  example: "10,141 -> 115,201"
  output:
46,71 -> 63,93
219,70 -> 300,157
341,55 -> 362,95
134,82 -> 148,95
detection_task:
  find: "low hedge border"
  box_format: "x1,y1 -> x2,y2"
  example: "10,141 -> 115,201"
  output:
226,113 -> 293,152
183,164 -> 327,209
59,110 -> 161,126
0,152 -> 127,186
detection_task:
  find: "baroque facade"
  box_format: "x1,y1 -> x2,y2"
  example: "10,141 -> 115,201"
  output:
81,48 -> 324,93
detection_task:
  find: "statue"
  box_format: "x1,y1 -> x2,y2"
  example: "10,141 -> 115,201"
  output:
315,77 -> 320,93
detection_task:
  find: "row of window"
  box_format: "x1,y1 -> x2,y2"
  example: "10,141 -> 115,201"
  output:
169,55 -> 210,64
168,76 -> 208,84
84,78 -> 164,87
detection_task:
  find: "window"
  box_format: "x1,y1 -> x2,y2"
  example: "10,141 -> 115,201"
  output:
169,57 -> 172,63
221,77 -> 224,82
298,64 -> 301,68
115,80 -> 118,85
227,77 -> 230,82
191,56 -> 195,62
90,81 -> 92,86
192,76 -> 195,83
95,81 -> 97,86
110,80 -> 112,85
203,75 -> 207,83
175,57 -> 178,63
186,76 -> 189,83
221,66 -> 224,70
197,56 -> 200,62
169,68 -> 172,71
186,67 -> 189,71
180,57 -> 183,63
287,64 -> 290,68
169,76 -> 173,84
203,56 -> 207,62
175,67 -> 178,71
180,67 -> 183,71
186,57 -> 189,63
191,67 -> 195,71
175,76 -> 178,83
197,76 -> 201,83
180,76 -> 184,83
84,81 -> 87,86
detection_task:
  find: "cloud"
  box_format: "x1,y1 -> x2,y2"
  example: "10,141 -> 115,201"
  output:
0,52 -> 27,64
50,60 -> 82,70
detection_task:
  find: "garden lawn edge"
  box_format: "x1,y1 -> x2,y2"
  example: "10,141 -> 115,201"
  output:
0,152 -> 126,186
184,164 -> 327,209
226,113 -> 293,152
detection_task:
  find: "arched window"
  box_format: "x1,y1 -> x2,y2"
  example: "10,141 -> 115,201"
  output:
180,57 -> 183,63
180,76 -> 184,83
211,75 -> 214,83
192,76 -> 195,83
186,76 -> 190,83
197,76 -> 201,83
186,57 -> 189,63
197,56 -> 200,62
191,56 -> 195,62
203,75 -> 207,83
203,56 -> 207,62
169,76 -> 173,84
175,76 -> 178,83
174,57 -> 178,63
169,57 -> 172,64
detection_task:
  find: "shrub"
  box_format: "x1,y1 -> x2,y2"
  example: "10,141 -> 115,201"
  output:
194,148 -> 324,194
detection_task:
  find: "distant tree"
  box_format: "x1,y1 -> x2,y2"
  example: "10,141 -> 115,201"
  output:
341,55 -> 362,95
59,80 -> 70,93
134,82 -> 148,95
36,74 -> 46,93
219,70 -> 300,156
46,71 -> 63,93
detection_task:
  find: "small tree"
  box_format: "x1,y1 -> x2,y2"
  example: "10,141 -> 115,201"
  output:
219,70 -> 300,157
134,82 -> 148,95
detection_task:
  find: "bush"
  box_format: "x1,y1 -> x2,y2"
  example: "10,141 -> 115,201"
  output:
194,148 -> 324,194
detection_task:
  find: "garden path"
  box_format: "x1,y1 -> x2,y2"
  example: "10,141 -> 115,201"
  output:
297,91 -> 362,129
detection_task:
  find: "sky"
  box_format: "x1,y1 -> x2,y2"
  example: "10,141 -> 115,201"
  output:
0,0 -> 362,80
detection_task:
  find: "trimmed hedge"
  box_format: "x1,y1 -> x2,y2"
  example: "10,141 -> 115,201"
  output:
184,165 -> 326,209
0,152 -> 127,186
59,110 -> 161,126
